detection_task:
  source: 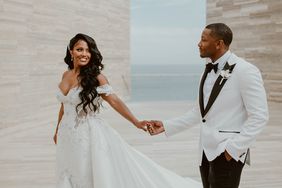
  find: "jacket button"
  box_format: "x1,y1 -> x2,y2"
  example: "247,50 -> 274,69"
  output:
202,119 -> 206,123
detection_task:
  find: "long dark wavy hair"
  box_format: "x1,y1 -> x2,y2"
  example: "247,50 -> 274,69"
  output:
64,33 -> 104,114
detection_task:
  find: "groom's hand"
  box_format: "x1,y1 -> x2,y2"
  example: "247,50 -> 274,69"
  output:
224,150 -> 233,161
148,120 -> 165,135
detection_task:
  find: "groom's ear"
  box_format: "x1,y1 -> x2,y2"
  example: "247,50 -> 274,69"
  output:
215,39 -> 224,50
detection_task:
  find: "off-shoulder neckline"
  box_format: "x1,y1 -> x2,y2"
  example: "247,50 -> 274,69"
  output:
57,84 -> 111,97
58,85 -> 80,97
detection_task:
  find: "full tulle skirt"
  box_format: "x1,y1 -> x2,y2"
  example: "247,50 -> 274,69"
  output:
56,116 -> 201,188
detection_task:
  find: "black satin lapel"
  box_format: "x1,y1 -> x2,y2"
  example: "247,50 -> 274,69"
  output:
203,75 -> 226,116
199,69 -> 208,118
203,63 -> 236,116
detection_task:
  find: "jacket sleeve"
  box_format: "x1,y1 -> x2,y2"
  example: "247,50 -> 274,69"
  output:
225,64 -> 269,161
163,101 -> 201,137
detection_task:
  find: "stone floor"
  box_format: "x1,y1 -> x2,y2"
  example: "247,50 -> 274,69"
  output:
0,101 -> 281,188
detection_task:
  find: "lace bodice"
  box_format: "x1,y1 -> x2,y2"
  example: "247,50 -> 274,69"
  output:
57,84 -> 114,103
56,84 -> 114,121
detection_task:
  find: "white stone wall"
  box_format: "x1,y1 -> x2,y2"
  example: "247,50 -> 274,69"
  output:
0,0 -> 130,129
207,0 -> 282,102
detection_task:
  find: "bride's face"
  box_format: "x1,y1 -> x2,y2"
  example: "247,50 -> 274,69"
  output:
70,40 -> 91,67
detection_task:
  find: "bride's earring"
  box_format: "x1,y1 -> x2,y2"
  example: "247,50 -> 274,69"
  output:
71,56 -> 74,62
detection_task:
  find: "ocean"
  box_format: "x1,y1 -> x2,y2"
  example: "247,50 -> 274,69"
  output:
131,64 -> 203,102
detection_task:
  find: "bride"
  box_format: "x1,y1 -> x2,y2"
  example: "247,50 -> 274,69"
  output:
54,33 -> 201,188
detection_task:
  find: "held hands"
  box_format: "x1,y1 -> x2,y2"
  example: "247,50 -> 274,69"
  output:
147,120 -> 165,135
135,120 -> 165,136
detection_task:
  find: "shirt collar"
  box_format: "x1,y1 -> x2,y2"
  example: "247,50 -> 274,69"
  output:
213,50 -> 232,70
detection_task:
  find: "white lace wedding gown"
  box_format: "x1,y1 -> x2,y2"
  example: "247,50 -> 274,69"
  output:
56,84 -> 201,188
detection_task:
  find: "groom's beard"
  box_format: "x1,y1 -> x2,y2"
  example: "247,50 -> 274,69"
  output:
199,51 -> 213,58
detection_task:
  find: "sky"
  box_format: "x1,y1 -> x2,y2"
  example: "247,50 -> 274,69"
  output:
131,0 -> 206,65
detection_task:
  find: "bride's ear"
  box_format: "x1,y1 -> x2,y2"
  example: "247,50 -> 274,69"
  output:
69,50 -> 74,61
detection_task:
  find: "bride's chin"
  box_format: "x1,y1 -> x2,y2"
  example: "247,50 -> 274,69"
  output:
78,62 -> 90,66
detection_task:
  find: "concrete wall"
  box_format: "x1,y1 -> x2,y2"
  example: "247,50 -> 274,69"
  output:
207,0 -> 282,102
0,0 -> 130,129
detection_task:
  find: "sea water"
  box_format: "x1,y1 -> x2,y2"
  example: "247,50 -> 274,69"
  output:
131,64 -> 203,102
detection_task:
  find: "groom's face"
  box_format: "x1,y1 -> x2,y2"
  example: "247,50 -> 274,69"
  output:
198,28 -> 218,59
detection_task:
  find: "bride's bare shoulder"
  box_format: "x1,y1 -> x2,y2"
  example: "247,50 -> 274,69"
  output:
58,70 -> 72,91
97,74 -> 109,86
61,70 -> 72,79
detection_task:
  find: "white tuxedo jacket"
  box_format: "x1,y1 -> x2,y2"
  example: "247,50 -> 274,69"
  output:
163,53 -> 269,165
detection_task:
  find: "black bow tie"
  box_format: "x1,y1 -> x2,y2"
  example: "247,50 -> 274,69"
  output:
205,63 -> 218,73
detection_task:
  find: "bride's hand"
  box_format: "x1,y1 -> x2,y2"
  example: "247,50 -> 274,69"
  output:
134,121 -> 150,132
53,132 -> 58,145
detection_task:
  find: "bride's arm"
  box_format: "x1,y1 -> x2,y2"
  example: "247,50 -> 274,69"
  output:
97,74 -> 148,131
54,103 -> 64,144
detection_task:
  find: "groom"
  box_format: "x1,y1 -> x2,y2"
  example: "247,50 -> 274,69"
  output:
147,23 -> 269,188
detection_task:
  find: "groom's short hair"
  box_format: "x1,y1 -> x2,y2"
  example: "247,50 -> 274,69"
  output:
206,23 -> 233,46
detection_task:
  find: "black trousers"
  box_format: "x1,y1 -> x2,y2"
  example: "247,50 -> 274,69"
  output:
199,152 -> 244,188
